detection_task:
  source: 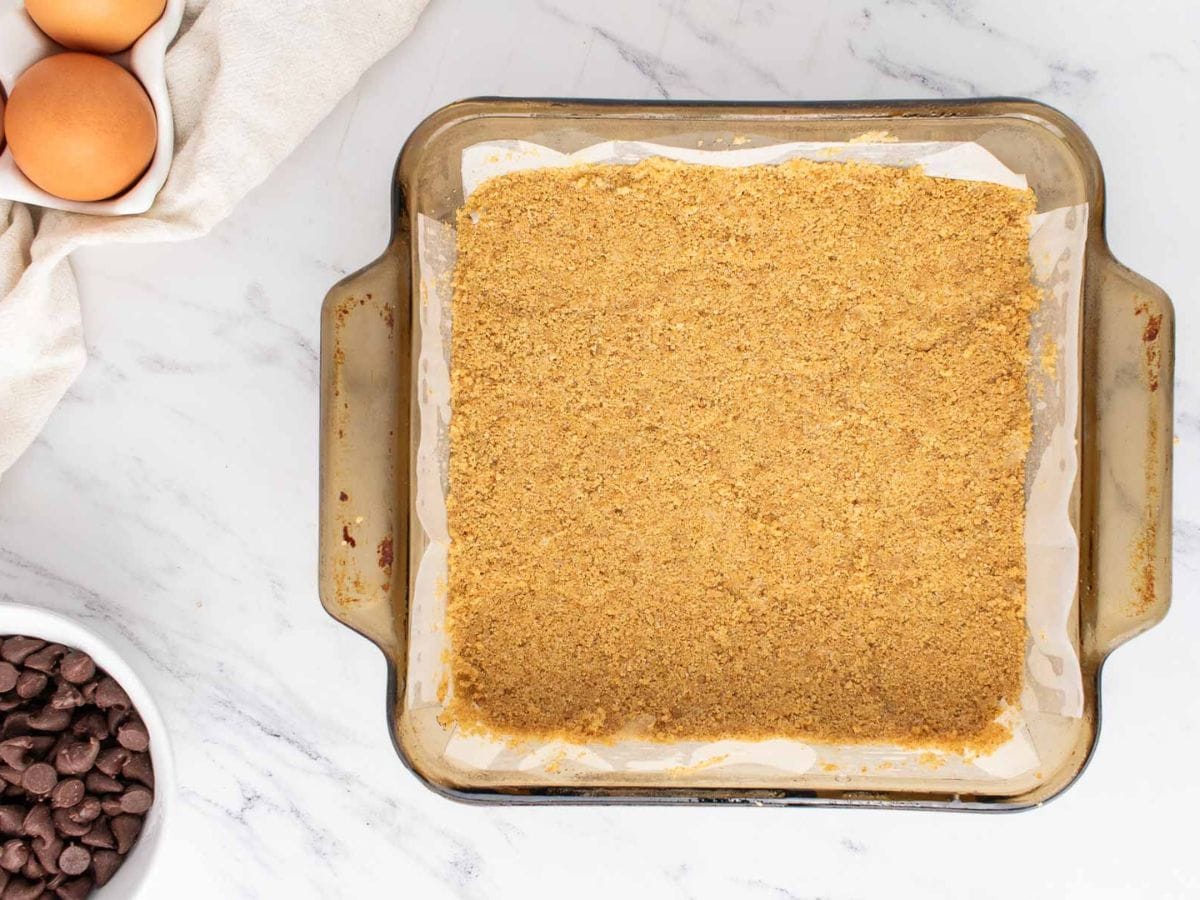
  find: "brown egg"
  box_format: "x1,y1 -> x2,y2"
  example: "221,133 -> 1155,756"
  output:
25,0 -> 167,55
4,53 -> 157,202
0,90 -> 6,150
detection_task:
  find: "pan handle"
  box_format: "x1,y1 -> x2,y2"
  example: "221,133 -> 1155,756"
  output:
317,219 -> 410,661
1087,254 -> 1173,657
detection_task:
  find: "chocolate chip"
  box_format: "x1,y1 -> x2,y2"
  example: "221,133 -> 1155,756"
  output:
30,834 -> 62,874
55,656 -> 93,688
53,742 -> 98,778
0,839 -> 29,872
0,716 -> 30,740
0,740 -> 34,773
115,720 -> 148,754
26,707 -> 72,733
46,733 -> 69,763
46,871 -> 63,891
48,782 -> 82,811
47,684 -> 81,713
68,715 -> 105,743
21,806 -> 53,843
110,814 -> 142,856
90,849 -> 122,886
0,876 -> 43,900
92,680 -> 129,713
49,811 -> 88,840
77,683 -> 96,707
83,773 -> 121,795
19,766 -> 55,799
0,666 -> 17,695
56,845 -> 89,878
21,647 -> 66,676
0,699 -> 21,714
120,753 -> 152,789
64,799 -> 98,827
27,738 -> 52,758
13,675 -> 46,703
80,819 -> 113,851
92,749 -> 127,779
104,708 -> 129,736
0,640 -> 44,667
0,772 -> 21,791
98,798 -> 122,820
54,875 -> 94,900
0,808 -> 25,837
19,854 -> 43,880
117,787 -> 151,816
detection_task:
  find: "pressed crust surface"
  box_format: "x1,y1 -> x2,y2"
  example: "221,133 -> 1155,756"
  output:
446,158 -> 1036,751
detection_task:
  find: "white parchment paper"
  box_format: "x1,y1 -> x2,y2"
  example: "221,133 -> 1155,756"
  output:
409,139 -> 1085,785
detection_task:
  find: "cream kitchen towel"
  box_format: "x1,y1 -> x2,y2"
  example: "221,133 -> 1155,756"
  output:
0,0 -> 428,474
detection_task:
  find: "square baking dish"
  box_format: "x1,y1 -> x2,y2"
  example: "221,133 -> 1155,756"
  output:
318,98 -> 1173,810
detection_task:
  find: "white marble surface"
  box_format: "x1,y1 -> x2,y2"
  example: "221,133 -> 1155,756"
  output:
0,0 -> 1197,896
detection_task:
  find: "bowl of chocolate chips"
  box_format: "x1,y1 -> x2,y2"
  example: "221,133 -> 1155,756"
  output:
0,603 -> 172,899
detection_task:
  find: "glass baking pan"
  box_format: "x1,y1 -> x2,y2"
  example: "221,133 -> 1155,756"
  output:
318,98 -> 1173,810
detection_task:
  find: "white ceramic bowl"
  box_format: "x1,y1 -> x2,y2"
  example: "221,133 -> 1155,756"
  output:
0,0 -> 184,215
0,602 -> 173,898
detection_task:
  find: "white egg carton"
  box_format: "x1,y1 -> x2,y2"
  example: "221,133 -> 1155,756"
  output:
0,0 -> 183,215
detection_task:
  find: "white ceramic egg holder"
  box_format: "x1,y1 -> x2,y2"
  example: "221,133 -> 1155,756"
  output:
0,0 -> 183,215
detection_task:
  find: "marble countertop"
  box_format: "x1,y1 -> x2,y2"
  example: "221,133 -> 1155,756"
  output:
0,0 -> 1196,896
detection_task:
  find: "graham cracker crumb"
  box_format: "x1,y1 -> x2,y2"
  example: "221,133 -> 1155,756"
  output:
447,157 -> 1037,752
850,130 -> 898,143
665,754 -> 730,777
1040,336 -> 1057,378
544,749 -> 567,774
918,751 -> 946,770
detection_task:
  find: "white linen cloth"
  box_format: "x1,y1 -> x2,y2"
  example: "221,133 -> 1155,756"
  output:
0,0 -> 428,474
